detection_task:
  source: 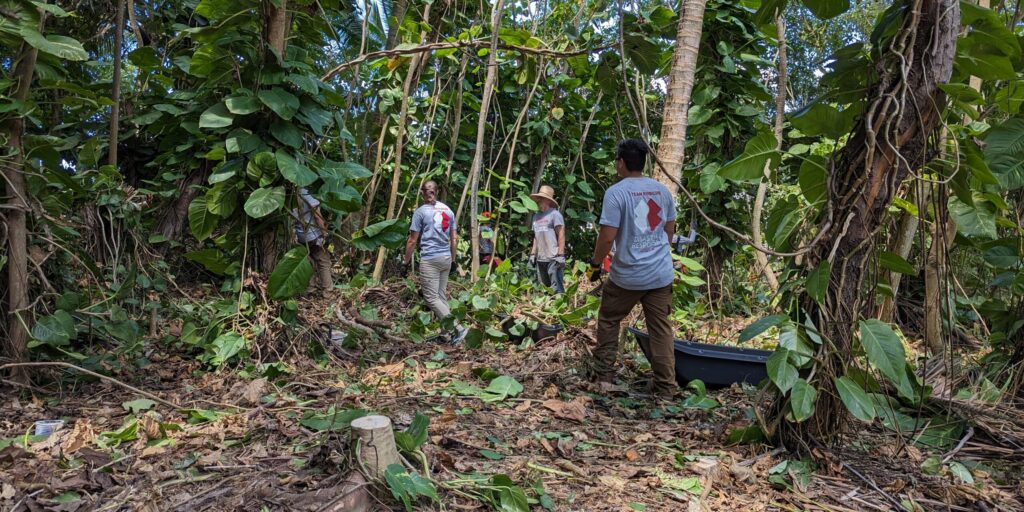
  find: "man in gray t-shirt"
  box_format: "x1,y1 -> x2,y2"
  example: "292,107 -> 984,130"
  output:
529,185 -> 566,293
588,139 -> 678,397
291,188 -> 332,295
403,181 -> 467,344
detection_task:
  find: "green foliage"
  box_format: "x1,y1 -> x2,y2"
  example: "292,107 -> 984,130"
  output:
384,464 -> 440,512
395,412 -> 430,453
834,376 -> 875,422
858,320 -> 917,400
299,407 -> 370,431
267,246 -> 314,299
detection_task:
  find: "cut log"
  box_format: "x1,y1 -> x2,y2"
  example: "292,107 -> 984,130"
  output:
350,415 -> 401,478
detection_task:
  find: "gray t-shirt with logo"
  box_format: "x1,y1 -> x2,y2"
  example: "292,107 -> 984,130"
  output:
599,177 -> 677,290
292,189 -> 323,244
532,209 -> 565,261
410,201 -> 456,261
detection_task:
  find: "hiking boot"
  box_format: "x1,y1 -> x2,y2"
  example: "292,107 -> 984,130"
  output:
448,326 -> 469,345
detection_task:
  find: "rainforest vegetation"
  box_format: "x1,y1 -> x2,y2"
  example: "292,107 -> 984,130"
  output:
2,0 -> 1024,509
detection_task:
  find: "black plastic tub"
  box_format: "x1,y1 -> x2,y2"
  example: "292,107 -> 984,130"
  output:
532,323 -> 563,341
627,327 -> 770,388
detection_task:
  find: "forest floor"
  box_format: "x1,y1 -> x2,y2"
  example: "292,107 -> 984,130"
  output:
1,284 -> 1022,511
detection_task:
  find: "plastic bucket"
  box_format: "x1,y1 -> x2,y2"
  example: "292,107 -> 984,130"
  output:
34,420 -> 65,437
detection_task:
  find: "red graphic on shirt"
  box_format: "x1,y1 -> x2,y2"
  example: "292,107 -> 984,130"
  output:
646,199 -> 662,231
433,210 -> 452,232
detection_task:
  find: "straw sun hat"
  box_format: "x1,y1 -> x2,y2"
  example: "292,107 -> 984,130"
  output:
530,185 -> 557,205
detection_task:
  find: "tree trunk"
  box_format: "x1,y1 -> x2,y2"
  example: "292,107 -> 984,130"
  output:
109,0 -> 125,167
877,186 -> 924,322
156,164 -> 210,242
777,0 -> 959,446
654,0 -> 707,194
442,52 -> 470,199
924,197 -> 955,355
466,0 -> 506,280
266,0 -> 288,57
372,3 -> 432,281
385,0 -> 409,51
2,39 -> 41,373
127,0 -> 145,46
750,13 -> 785,293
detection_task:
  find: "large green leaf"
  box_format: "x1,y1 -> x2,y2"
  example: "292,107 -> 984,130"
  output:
806,260 -> 830,305
482,375 -> 523,402
718,129 -> 780,182
879,251 -> 915,275
790,102 -> 852,139
199,102 -> 234,129
205,182 -> 238,217
801,0 -> 849,19
767,348 -> 799,393
225,95 -> 262,115
184,248 -> 233,274
299,407 -> 370,431
259,87 -> 300,120
188,196 -> 218,241
949,196 -> 998,239
276,151 -> 317,187
243,187 -> 285,218
268,246 -> 313,300
984,118 -> 1024,191
209,332 -> 247,367
798,155 -> 827,207
739,314 -> 789,342
394,412 -> 430,453
789,379 -> 817,422
32,310 -> 75,346
834,376 -> 875,423
858,319 -> 911,394
270,120 -> 303,148
18,28 -> 88,61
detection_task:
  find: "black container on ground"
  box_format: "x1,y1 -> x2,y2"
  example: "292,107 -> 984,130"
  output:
532,323 -> 563,341
627,327 -> 770,388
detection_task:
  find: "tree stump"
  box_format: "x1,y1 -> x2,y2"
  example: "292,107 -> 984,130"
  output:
350,415 -> 401,478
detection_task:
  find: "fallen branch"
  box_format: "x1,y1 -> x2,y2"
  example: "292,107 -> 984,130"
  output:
0,361 -> 180,410
321,39 -> 612,80
942,426 -> 974,463
840,462 -> 908,512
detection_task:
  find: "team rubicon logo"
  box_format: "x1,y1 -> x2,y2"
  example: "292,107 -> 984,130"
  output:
433,209 -> 451,231
633,198 -> 663,233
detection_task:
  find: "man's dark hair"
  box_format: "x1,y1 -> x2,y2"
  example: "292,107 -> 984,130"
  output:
617,139 -> 648,172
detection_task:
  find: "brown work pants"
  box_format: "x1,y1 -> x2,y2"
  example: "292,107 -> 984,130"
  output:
307,242 -> 333,294
594,280 -> 676,395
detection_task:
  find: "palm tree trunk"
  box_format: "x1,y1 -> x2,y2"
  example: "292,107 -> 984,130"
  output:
467,0 -> 506,279
655,0 -> 707,194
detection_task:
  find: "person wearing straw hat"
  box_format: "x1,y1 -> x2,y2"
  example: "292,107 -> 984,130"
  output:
528,185 -> 566,294
587,139 -> 677,398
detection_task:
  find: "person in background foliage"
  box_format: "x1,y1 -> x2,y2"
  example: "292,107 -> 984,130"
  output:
479,211 -> 502,269
673,219 -> 698,253
528,185 -> 566,294
588,139 -> 678,398
402,181 -> 468,344
292,188 -> 332,296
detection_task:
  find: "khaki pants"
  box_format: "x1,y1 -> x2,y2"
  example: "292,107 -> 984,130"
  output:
307,242 -> 332,294
594,280 -> 676,394
420,256 -> 451,320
